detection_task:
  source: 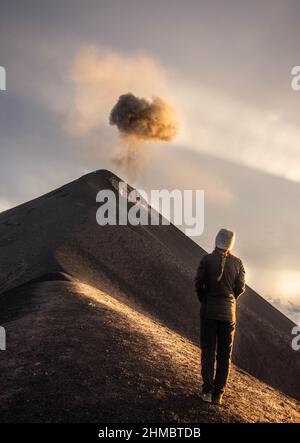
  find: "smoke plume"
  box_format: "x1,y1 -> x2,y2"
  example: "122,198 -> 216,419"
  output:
110,93 -> 179,141
109,93 -> 179,178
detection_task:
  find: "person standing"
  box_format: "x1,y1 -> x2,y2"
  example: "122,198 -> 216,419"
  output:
195,228 -> 246,405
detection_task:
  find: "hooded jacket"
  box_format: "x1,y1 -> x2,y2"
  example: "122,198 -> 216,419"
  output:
195,249 -> 246,322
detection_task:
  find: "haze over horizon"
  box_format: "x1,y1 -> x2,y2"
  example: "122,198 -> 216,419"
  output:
1,0 -> 300,323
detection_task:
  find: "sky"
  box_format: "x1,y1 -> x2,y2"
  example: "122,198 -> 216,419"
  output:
0,0 -> 300,323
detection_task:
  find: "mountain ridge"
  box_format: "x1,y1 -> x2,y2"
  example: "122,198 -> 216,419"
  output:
0,169 -> 299,422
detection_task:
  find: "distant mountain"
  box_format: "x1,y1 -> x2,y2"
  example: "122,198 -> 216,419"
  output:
0,169 -> 299,422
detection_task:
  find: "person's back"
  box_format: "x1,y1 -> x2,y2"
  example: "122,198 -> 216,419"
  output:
195,228 -> 246,405
197,249 -> 245,322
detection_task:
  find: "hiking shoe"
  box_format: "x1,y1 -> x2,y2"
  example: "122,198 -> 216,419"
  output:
212,393 -> 223,405
200,391 -> 212,403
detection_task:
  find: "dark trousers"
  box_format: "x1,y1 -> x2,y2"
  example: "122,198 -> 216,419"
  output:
200,318 -> 235,395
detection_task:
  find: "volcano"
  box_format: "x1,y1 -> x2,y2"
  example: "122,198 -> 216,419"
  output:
0,169 -> 299,422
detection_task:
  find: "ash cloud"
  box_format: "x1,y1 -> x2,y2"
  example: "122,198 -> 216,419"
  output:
109,93 -> 179,142
109,93 -> 179,179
